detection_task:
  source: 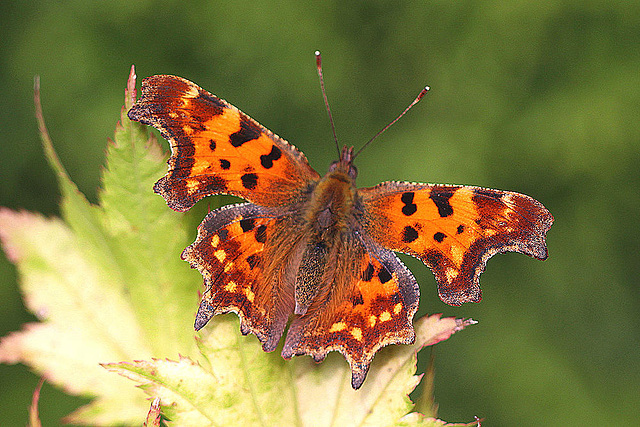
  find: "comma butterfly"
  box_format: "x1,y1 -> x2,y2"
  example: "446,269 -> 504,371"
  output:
127,54 -> 553,389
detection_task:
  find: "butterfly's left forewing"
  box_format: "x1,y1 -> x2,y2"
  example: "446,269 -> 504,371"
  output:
360,182 -> 553,306
128,75 -> 320,211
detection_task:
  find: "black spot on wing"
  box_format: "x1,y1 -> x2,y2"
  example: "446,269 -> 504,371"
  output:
209,139 -> 216,151
400,192 -> 417,216
402,226 -> 419,243
430,190 -> 455,217
219,159 -> 231,170
457,224 -> 465,234
362,263 -> 375,282
433,232 -> 446,243
351,290 -> 364,306
260,145 -> 282,169
241,173 -> 258,190
402,204 -> 417,216
400,192 -> 414,204
230,116 -> 261,147
378,267 -> 392,284
239,218 -> 255,232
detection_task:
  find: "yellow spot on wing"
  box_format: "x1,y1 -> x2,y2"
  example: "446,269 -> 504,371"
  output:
445,268 -> 459,281
211,234 -> 220,248
224,262 -> 234,273
214,249 -> 226,263
450,244 -> 465,265
393,303 -> 403,315
245,288 -> 255,302
330,322 -> 346,332
351,327 -> 363,341
369,315 -> 377,327
224,281 -> 237,292
186,179 -> 200,193
379,311 -> 391,322
182,124 -> 193,135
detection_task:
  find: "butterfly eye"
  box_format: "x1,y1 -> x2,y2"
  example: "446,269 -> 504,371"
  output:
327,160 -> 358,181
347,163 -> 357,180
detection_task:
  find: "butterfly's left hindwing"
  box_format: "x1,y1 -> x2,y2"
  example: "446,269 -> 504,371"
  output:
360,182 -> 553,305
185,203 -> 297,352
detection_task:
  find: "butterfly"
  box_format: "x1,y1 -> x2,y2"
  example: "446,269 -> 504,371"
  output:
127,58 -> 553,389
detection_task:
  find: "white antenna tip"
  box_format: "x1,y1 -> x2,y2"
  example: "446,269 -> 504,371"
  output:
315,50 -> 320,56
424,86 -> 430,91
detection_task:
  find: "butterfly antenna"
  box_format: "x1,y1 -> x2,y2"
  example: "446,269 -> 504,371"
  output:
315,51 -> 340,156
353,85 -> 430,161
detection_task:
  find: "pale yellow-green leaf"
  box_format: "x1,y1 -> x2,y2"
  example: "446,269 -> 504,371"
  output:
395,412 -> 480,426
290,314 -> 472,426
107,313 -> 474,426
96,67 -> 199,355
0,209 -> 149,424
144,397 -> 162,427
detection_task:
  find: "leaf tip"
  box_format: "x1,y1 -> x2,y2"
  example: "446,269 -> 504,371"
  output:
458,318 -> 478,331
0,209 -> 36,263
125,65 -> 137,111
28,378 -> 45,427
143,397 -> 162,427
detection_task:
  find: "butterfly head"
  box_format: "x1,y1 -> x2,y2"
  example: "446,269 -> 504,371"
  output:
328,146 -> 358,181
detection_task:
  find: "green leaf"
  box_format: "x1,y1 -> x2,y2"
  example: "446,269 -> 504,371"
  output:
96,68 -> 199,355
0,68 -> 200,425
0,209 -> 149,425
106,314 -> 475,426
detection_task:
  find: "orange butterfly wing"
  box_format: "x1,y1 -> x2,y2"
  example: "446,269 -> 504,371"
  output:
127,75 -> 320,211
183,203 -> 295,352
360,182 -> 553,305
282,231 -> 419,389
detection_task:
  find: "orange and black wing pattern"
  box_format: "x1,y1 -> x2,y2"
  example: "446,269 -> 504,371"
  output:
282,232 -> 419,389
360,182 -> 553,306
128,75 -> 320,211
184,203 -> 297,352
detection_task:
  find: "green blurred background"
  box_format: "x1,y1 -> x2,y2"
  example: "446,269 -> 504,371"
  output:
1,1 -> 638,425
